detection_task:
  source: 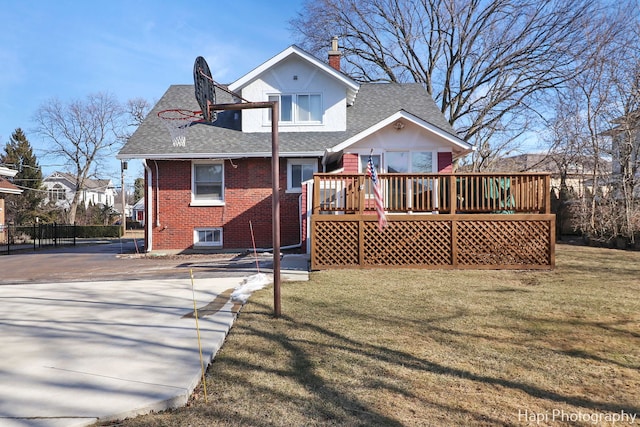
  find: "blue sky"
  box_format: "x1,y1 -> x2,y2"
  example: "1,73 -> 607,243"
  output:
0,0 -> 305,186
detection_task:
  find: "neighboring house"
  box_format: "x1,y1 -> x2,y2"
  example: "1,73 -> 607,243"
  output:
42,172 -> 116,210
497,153 -> 611,198
118,42 -> 473,253
0,166 -> 22,241
0,177 -> 22,195
0,166 -> 22,195
113,190 -> 134,224
131,197 -> 145,227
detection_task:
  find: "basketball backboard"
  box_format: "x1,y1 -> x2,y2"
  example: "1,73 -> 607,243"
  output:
193,56 -> 217,123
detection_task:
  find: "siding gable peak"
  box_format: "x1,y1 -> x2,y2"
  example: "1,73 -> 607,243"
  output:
229,45 -> 359,106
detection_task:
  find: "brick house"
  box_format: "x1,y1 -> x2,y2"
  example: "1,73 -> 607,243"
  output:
117,43 -> 472,253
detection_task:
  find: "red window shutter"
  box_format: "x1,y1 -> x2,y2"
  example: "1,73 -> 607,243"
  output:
438,152 -> 453,172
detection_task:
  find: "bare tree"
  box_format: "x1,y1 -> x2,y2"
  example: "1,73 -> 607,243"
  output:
292,0 -> 604,169
545,98 -> 591,239
608,59 -> 640,243
33,93 -> 127,224
125,98 -> 152,131
545,2 -> 640,242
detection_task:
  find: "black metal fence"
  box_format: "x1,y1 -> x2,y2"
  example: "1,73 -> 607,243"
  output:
1,223 -> 76,255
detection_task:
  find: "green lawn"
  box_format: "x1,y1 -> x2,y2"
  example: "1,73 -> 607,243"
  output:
102,243 -> 640,426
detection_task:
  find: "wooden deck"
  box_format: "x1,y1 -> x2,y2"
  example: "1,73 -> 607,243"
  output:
309,173 -> 555,269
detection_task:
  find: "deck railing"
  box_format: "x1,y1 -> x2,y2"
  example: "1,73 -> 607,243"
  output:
312,173 -> 551,215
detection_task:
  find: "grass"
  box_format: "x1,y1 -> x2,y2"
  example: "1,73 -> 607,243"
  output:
101,243 -> 640,426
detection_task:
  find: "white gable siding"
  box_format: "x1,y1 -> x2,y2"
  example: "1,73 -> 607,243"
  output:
240,56 -> 347,133
349,121 -> 453,152
42,178 -> 73,209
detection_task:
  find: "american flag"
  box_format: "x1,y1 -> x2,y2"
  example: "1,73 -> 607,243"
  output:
367,154 -> 387,231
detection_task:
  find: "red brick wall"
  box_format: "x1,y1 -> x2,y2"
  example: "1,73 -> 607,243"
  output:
342,153 -> 359,173
147,158 -> 303,252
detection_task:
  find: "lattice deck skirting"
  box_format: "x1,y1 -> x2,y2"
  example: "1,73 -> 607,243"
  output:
311,214 -> 555,270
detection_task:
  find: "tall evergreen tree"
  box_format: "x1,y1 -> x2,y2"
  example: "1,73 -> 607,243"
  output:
1,129 -> 45,224
133,177 -> 144,202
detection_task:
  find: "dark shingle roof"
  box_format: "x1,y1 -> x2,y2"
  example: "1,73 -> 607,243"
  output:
44,172 -> 113,190
118,83 -> 460,159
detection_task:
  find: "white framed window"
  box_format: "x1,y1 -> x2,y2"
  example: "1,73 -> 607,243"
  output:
359,154 -> 381,174
194,228 -> 223,247
384,151 -> 437,211
296,94 -> 322,121
287,159 -> 318,192
191,161 -> 224,206
268,93 -> 322,124
360,154 -> 382,199
49,183 -> 66,201
411,152 -> 433,172
385,151 -> 434,173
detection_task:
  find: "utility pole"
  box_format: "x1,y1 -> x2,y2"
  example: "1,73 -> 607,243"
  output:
121,161 -> 127,237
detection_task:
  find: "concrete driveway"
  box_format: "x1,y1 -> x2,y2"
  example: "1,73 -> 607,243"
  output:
0,239 -> 269,284
0,240 -> 308,427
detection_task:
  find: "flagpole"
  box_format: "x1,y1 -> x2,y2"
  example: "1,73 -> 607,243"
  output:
367,149 -> 387,231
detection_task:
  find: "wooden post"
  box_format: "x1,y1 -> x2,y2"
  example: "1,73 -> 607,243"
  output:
358,174 -> 365,214
544,174 -> 551,214
358,218 -> 365,266
313,176 -> 320,214
449,174 -> 457,214
451,219 -> 458,267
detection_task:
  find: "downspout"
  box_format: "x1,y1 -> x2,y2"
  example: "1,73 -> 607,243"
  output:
306,180 -> 312,254
153,160 -> 160,227
142,160 -> 153,252
321,149 -> 329,172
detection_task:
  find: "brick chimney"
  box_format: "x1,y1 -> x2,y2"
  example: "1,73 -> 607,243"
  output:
328,36 -> 341,71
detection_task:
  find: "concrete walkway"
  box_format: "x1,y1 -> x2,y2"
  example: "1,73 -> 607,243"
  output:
0,255 -> 309,427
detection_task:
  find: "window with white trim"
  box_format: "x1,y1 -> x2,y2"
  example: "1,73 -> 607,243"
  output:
411,152 -> 433,172
192,161 -> 224,205
194,228 -> 222,247
48,183 -> 66,201
360,155 -> 382,199
384,151 -> 437,211
385,151 -> 434,173
287,159 -> 317,192
268,94 -> 322,124
359,154 -> 381,174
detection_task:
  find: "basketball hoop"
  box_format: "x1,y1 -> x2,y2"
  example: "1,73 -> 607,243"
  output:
157,109 -> 202,147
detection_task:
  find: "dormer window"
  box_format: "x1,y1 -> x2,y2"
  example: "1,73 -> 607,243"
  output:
268,93 -> 322,124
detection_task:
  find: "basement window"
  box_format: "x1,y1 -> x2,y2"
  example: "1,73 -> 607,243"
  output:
194,228 -> 223,247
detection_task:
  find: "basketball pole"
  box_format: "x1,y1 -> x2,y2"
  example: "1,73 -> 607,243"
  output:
206,100 -> 281,318
271,102 -> 281,318
193,59 -> 281,317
